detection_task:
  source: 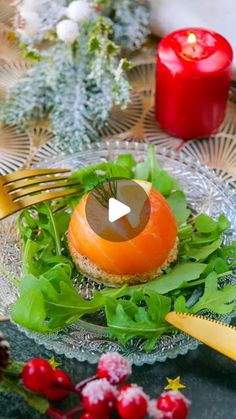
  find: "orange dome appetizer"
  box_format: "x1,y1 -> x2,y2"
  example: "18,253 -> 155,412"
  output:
68,180 -> 178,287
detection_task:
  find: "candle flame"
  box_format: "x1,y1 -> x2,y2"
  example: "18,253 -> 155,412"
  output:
187,33 -> 197,44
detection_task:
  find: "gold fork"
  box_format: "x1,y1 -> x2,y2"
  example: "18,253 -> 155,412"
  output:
0,168 -> 81,220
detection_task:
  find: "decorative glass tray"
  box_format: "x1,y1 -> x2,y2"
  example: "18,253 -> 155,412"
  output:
0,141 -> 236,365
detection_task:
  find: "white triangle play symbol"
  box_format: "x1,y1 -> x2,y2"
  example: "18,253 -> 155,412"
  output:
108,197 -> 131,223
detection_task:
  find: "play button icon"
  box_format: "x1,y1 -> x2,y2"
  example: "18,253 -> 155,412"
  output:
85,178 -> 151,242
108,198 -> 131,223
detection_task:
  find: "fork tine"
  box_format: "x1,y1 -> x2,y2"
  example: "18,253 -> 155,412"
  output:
6,175 -> 69,192
19,188 -> 79,208
2,168 -> 70,185
11,180 -> 82,201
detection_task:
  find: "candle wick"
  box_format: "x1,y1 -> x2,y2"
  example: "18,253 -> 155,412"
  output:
192,45 -> 196,52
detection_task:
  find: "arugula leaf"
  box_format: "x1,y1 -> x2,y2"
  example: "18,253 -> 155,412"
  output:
174,295 -> 190,313
195,214 -> 218,233
105,291 -> 172,351
46,282 -> 106,329
36,203 -> 63,255
114,153 -> 136,171
192,272 -> 236,314
17,209 -> 39,244
12,265 -> 127,332
219,241 -> 236,260
207,257 -> 229,274
0,377 -> 49,414
134,146 -> 180,198
167,191 -> 190,226
69,160 -> 133,192
12,280 -> 104,332
218,214 -> 231,232
18,202 -> 72,277
134,145 -> 160,181
22,238 -> 72,276
12,289 -> 50,332
195,214 -> 231,235
153,170 -> 179,197
185,238 -> 222,261
144,262 -> 206,294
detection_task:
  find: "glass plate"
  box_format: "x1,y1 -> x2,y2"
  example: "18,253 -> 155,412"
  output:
0,141 -> 236,365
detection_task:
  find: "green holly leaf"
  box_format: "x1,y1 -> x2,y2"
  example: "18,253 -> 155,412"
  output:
88,36 -> 101,53
120,58 -> 133,71
106,40 -> 119,56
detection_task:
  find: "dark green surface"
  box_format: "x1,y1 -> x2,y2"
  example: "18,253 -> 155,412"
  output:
0,321 -> 236,419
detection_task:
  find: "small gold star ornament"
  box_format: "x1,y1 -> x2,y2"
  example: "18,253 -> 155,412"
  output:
49,356 -> 61,370
164,376 -> 187,391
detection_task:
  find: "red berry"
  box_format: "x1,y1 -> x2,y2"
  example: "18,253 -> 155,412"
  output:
97,352 -> 131,385
156,391 -> 189,419
117,385 -> 148,419
43,369 -> 73,401
82,378 -> 117,417
80,412 -> 109,419
21,358 -> 54,392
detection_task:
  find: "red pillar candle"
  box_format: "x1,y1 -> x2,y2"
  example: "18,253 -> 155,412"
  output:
155,28 -> 233,140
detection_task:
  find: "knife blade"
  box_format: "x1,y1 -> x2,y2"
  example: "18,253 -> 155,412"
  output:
165,312 -> 236,361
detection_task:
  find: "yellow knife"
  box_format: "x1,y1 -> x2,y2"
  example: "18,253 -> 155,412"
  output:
165,312 -> 236,361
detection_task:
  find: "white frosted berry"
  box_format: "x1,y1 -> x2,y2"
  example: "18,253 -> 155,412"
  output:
117,385 -> 149,419
17,11 -> 41,37
56,19 -> 79,43
97,352 -> 132,385
82,378 -> 117,416
67,0 -> 92,24
156,391 -> 190,419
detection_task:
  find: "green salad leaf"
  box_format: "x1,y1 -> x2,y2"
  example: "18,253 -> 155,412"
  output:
134,145 -> 180,196
143,262 -> 206,294
167,191 -> 190,226
195,214 -> 218,233
10,145 -> 236,352
18,203 -> 72,277
185,238 -> 222,261
12,264 -> 127,331
192,272 -> 236,315
175,272 -> 236,315
69,158 -> 133,191
12,287 -> 49,332
105,290 -> 172,352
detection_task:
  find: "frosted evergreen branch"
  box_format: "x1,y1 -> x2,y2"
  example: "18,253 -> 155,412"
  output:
0,0 -> 150,150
